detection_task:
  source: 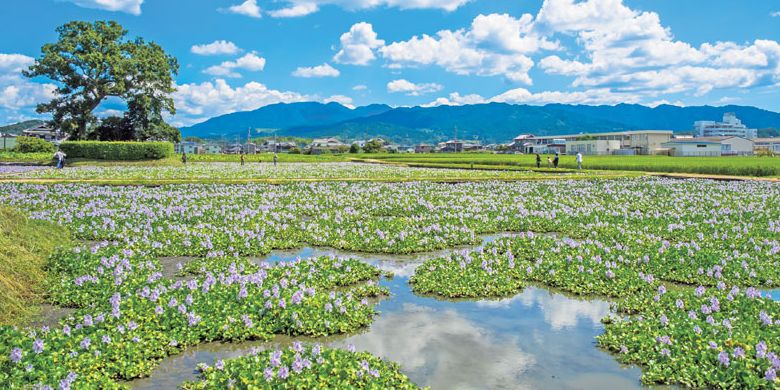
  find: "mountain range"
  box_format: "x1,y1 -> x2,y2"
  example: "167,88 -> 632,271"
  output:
0,120 -> 44,135
180,102 -> 780,144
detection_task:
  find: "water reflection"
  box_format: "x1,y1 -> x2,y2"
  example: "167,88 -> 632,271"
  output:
131,274 -> 643,389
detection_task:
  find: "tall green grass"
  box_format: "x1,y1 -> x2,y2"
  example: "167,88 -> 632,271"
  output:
370,154 -> 780,177
0,207 -> 70,325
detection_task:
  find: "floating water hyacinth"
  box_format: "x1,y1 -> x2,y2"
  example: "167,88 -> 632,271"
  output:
2,175 -> 780,388
180,344 -> 420,389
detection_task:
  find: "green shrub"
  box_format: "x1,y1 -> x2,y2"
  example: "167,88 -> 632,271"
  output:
59,141 -> 174,160
13,136 -> 56,153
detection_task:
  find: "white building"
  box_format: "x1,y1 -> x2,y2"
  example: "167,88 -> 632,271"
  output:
174,142 -> 203,155
754,138 -> 780,154
694,113 -> 757,139
662,139 -> 722,157
566,139 -> 622,155
715,136 -> 754,156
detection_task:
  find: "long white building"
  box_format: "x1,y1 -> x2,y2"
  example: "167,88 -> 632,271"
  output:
694,113 -> 757,139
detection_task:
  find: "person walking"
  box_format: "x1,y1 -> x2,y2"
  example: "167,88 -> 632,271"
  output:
273,152 -> 278,167
576,152 -> 583,170
535,153 -> 541,168
240,152 -> 245,166
553,153 -> 559,168
54,150 -> 66,169
181,151 -> 187,164
546,155 -> 552,168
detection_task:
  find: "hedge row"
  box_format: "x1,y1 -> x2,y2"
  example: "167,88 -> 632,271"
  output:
59,141 -> 174,160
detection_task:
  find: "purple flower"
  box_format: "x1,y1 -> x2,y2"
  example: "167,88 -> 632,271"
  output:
270,349 -> 282,367
733,347 -> 745,359
10,348 -> 23,364
660,315 -> 669,326
33,339 -> 44,354
263,367 -> 274,381
278,365 -> 289,379
766,368 -> 777,382
80,337 -> 91,350
660,348 -> 670,357
695,286 -> 705,297
757,341 -> 768,359
292,341 -> 303,353
718,351 -> 730,367
675,299 -> 684,309
215,359 -> 225,371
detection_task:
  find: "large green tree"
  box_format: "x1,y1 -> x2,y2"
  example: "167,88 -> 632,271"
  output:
24,20 -> 179,140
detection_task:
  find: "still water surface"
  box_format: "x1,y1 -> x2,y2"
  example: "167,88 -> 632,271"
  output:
132,235 -> 646,389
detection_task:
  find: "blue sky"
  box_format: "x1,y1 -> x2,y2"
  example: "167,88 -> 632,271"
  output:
1,0 -> 779,127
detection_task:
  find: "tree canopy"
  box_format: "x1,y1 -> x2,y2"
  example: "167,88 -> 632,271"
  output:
25,20 -> 179,140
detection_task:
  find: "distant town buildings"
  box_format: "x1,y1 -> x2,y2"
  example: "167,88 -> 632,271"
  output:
694,113 -> 757,139
515,130 -> 673,155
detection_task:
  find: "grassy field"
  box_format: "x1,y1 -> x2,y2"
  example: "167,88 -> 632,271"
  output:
366,153 -> 780,177
5,150 -> 780,177
0,207 -> 70,325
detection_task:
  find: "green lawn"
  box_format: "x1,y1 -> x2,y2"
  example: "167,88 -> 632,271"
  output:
365,153 -> 780,177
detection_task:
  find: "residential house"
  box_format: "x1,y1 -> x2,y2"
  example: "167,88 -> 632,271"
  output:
22,124 -> 67,142
415,144 -> 433,153
309,138 -> 347,154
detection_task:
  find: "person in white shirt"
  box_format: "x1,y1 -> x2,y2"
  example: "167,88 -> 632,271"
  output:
54,150 -> 66,169
576,152 -> 583,170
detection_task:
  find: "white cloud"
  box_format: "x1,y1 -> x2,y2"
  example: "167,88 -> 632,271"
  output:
292,63 -> 340,78
336,303 -> 534,390
191,40 -> 242,56
334,22 -> 385,66
172,79 -> 352,126
380,13 -> 553,84
63,0 -> 143,15
387,79 -> 443,96
490,87 -> 640,105
268,3 -> 319,17
352,84 -> 368,91
267,0 -> 470,18
534,0 -> 780,99
204,53 -> 266,77
173,79 -> 308,126
0,54 -> 57,117
771,11 -> 780,17
422,92 -> 486,107
323,94 -> 354,108
224,0 -> 262,18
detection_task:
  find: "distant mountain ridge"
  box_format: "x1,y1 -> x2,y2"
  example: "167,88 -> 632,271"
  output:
182,102 -> 780,144
0,120 -> 44,135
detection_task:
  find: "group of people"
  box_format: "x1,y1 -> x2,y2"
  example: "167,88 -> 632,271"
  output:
535,152 -> 583,170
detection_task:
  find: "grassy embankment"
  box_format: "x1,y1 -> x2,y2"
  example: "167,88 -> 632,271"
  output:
0,207 -> 70,325
364,153 -> 780,177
